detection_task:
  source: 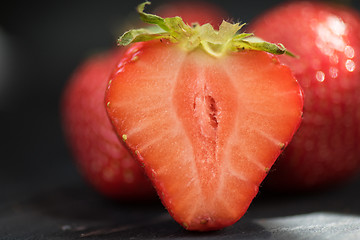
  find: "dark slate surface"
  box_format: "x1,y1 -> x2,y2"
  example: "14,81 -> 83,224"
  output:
1,167 -> 360,239
1,0 -> 360,239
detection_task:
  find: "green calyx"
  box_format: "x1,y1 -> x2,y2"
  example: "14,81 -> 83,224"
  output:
118,1 -> 295,58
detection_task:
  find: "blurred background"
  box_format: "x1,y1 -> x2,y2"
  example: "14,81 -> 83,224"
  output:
1,0 -> 360,239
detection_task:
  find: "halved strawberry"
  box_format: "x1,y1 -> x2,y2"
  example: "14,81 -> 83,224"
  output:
105,2 -> 303,231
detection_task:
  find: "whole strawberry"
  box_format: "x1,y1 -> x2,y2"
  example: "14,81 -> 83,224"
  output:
105,2 -> 303,231
61,1 -> 229,200
249,1 -> 360,191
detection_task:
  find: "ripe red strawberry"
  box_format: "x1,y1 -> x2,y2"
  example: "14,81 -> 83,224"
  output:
61,1 -> 228,200
61,48 -> 156,200
105,2 -> 303,231
249,1 -> 360,191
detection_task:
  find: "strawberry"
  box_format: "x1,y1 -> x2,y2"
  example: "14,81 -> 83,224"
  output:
105,2 -> 303,231
249,1 -> 360,191
61,1 -> 228,200
61,48 -> 156,200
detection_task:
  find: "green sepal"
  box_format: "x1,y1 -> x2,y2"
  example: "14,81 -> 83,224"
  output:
119,28 -> 171,46
198,22 -> 242,44
137,1 -> 170,31
118,1 -> 295,58
238,36 -> 296,57
118,2 -> 191,46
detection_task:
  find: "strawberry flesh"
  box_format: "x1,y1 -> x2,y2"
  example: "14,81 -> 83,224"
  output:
106,41 -> 303,231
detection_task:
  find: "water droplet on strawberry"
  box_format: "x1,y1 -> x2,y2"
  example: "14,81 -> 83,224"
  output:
316,70 -> 325,82
345,59 -> 355,72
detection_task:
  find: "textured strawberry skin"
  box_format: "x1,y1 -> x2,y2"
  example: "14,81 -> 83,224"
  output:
61,49 -> 155,200
249,1 -> 360,190
105,41 -> 303,230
